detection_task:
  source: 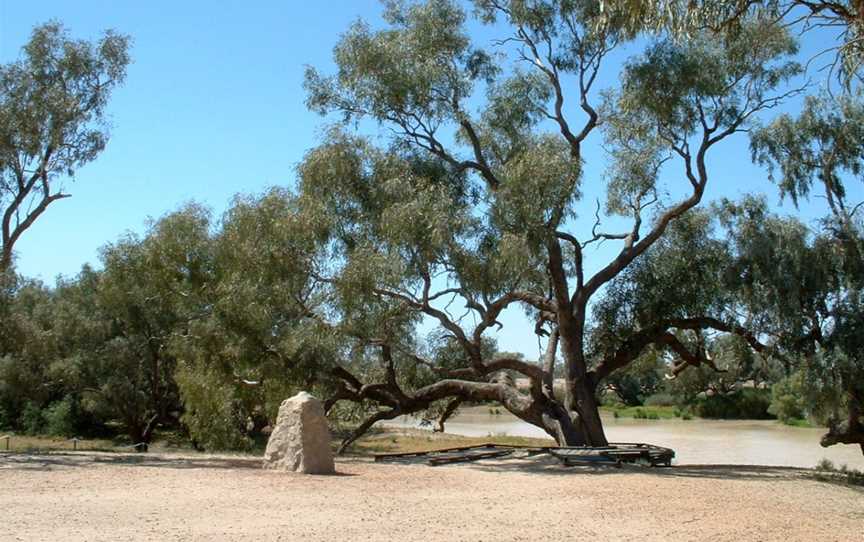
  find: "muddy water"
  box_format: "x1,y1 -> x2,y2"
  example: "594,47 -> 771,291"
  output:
386,408 -> 864,469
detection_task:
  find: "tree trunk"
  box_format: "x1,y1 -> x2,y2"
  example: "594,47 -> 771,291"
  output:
570,382 -> 608,446
558,314 -> 609,446
538,399 -> 586,446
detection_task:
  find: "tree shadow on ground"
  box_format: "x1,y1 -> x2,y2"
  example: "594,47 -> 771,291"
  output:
456,455 -> 864,490
0,452 -> 355,476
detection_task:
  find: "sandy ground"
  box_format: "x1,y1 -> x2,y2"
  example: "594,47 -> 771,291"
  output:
1,452 -> 862,541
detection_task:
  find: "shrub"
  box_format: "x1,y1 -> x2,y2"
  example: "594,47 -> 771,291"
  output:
0,405 -> 9,430
644,393 -> 676,407
816,458 -> 835,471
19,402 -> 44,435
813,459 -> 864,487
696,389 -> 772,419
735,388 -> 774,419
43,397 -> 76,437
768,374 -> 807,423
176,364 -> 251,451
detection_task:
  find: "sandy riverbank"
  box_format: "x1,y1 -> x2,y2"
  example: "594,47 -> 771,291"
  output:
2,451 -> 862,541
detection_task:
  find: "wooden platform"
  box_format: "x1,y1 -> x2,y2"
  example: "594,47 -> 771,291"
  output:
548,443 -> 674,467
374,442 -> 675,467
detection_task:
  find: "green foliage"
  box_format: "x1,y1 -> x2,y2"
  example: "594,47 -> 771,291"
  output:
42,397 -> 77,437
3,4 -> 849,452
19,402 -> 44,435
769,372 -> 808,424
604,349 -> 665,406
814,458 -> 864,487
798,348 -> 864,428
752,92 -> 864,208
0,21 -> 131,269
695,389 -> 772,419
305,0 -> 489,125
590,211 -> 732,353
175,364 -> 251,451
603,403 -> 679,419
632,408 -> 661,419
644,393 -> 676,407
171,189 -> 339,445
719,187 -> 863,445
595,1 -> 862,88
600,18 -> 800,218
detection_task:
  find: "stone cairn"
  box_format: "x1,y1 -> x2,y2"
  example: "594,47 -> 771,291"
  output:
263,391 -> 335,474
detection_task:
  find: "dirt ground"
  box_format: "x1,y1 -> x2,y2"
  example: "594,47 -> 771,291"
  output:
2,452 -> 862,541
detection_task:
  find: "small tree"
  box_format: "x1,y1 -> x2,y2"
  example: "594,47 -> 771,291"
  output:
171,189 -> 336,449
0,22 -> 130,271
88,205 -> 212,443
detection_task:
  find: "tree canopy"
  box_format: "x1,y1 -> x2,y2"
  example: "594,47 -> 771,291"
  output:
296,0 -> 808,448
0,21 -> 130,271
1,4 -> 861,456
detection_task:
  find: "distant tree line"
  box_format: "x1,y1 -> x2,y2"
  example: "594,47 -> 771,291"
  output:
0,193 -> 337,448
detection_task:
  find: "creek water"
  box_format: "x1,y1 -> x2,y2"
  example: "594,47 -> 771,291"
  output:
385,407 -> 864,469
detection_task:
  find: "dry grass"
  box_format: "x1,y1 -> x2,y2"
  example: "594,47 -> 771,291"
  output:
0,428 -> 555,459
345,427 -> 555,455
0,434 -> 118,453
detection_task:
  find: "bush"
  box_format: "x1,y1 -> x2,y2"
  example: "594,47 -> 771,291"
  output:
768,374 -> 807,423
816,458 -> 835,471
814,459 -> 864,487
0,405 -> 9,430
644,393 -> 676,407
19,402 -> 44,434
696,388 -> 772,419
176,364 -> 252,451
43,397 -> 77,437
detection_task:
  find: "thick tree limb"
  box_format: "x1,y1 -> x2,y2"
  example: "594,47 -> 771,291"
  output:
337,408 -> 402,454
591,316 -> 775,385
542,327 -> 559,398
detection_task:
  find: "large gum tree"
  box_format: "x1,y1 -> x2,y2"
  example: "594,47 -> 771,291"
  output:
298,0 -> 803,449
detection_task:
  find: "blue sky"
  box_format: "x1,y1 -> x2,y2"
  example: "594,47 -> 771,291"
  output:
0,0 -> 386,279
2,1 -> 859,358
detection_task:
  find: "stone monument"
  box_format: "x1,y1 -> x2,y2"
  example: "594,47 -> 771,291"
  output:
263,391 -> 335,474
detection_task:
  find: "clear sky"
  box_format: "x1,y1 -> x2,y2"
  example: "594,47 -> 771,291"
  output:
0,0 -> 387,278
1,1 -> 859,358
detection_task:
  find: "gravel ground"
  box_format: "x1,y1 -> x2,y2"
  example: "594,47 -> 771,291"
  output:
2,452 -> 862,541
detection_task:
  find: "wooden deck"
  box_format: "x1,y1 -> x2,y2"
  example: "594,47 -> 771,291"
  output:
374,442 -> 675,467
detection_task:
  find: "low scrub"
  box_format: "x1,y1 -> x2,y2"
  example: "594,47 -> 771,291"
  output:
814,459 -> 864,487
643,393 -> 676,407
694,389 -> 772,419
602,404 -> 680,420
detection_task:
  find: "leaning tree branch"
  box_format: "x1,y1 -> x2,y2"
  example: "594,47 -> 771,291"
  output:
337,408 -> 402,454
590,314 -> 778,386
433,398 -> 462,432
